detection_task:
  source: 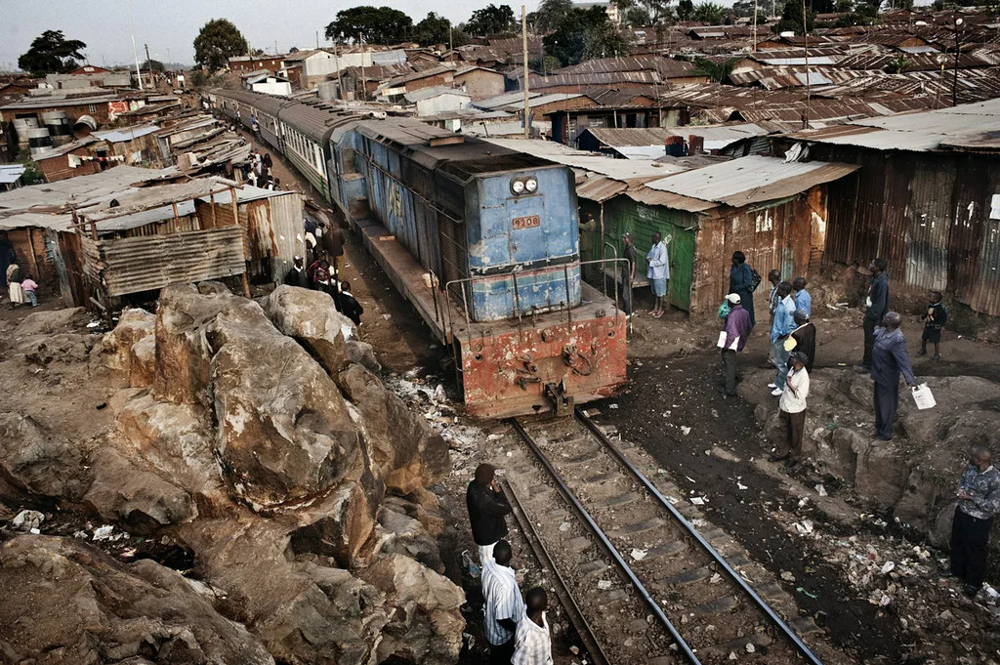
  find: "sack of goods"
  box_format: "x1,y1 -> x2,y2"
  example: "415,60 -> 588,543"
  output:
911,384 -> 936,410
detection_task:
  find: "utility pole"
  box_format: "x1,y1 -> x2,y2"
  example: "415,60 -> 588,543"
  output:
952,16 -> 963,107
359,32 -> 366,102
334,39 -> 345,101
802,0 -> 810,129
752,0 -> 758,52
522,5 -> 530,139
126,0 -> 143,90
316,31 -> 320,49
144,43 -> 154,89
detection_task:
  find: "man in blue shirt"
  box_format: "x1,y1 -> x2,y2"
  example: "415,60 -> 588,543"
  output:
769,282 -> 795,396
647,232 -> 669,319
871,312 -> 915,441
792,277 -> 811,317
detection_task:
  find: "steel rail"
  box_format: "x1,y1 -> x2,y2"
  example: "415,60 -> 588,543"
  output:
501,478 -> 611,665
509,418 -> 703,665
574,406 -> 827,665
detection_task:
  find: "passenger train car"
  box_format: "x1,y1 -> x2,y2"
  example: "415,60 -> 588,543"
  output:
205,89 -> 628,418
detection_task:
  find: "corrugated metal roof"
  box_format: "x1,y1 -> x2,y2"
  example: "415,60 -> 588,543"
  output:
0,165 -> 26,185
93,124 -> 160,143
787,98 -> 1000,151
573,172 -> 628,202
644,155 -> 860,207
473,90 -> 542,110
479,137 -> 684,181
0,212 -> 73,232
0,166 -> 172,213
404,86 -> 471,102
626,186 -> 718,213
581,127 -> 670,147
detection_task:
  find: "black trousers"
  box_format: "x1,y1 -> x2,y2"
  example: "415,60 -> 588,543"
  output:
951,507 -> 993,588
862,317 -> 877,367
873,381 -> 898,440
722,349 -> 740,395
489,638 -> 515,665
775,409 -> 806,460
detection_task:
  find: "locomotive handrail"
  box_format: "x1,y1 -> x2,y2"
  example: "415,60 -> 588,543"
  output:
439,257 -> 631,347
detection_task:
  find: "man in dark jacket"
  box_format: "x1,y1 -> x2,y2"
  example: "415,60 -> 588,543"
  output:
338,281 -> 364,326
729,251 -> 756,326
466,463 -> 512,564
860,258 -> 890,371
720,293 -> 753,397
786,309 -> 816,373
942,446 -> 1000,598
285,256 -> 309,289
871,312 -> 915,441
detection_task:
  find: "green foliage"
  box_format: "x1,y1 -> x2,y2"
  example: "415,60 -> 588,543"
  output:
885,55 -> 909,73
677,0 -> 696,19
466,4 -> 517,36
14,150 -> 43,186
288,46 -> 300,53
140,59 -> 165,72
194,19 -> 249,70
414,13 -> 452,46
325,6 -> 413,44
691,56 -> 738,82
834,1 -> 878,26
774,0 -> 816,33
543,7 -> 632,66
18,30 -> 87,75
535,0 -> 575,32
528,54 -> 563,73
694,2 -> 727,23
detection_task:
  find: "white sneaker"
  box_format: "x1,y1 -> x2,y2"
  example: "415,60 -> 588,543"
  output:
767,383 -> 777,389
771,388 -> 783,396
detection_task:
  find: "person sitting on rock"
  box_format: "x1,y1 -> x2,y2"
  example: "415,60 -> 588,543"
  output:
942,446 -> 1000,598
482,540 -> 523,665
466,463 -> 511,565
338,281 -> 363,326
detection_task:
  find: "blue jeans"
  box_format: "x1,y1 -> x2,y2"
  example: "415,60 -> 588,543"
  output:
24,290 -> 37,306
773,337 -> 790,389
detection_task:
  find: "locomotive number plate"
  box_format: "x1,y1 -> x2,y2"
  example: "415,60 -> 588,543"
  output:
512,215 -> 540,230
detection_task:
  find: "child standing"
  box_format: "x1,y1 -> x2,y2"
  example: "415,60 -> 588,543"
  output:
20,275 -> 38,307
917,291 -> 947,360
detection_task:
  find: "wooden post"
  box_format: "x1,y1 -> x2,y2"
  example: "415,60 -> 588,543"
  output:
26,227 -> 40,279
230,188 -> 238,226
232,187 -> 250,298
522,5 -> 530,139
209,192 -> 217,229
171,202 -> 180,233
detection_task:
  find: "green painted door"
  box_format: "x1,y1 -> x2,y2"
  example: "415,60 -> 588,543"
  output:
665,222 -> 694,312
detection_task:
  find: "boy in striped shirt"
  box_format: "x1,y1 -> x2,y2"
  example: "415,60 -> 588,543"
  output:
481,540 -> 523,664
512,587 -> 553,665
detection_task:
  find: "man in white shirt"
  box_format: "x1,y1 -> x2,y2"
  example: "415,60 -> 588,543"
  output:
481,540 -> 524,664
512,587 -> 553,665
646,232 -> 669,318
770,351 -> 810,469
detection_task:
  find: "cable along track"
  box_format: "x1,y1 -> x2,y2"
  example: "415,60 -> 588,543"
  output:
504,407 -> 830,665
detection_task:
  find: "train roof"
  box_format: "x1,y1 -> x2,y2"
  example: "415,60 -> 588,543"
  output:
208,88 -> 291,116
354,118 -> 559,180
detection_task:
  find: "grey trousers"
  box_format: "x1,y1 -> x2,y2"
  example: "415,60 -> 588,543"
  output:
722,349 -> 740,395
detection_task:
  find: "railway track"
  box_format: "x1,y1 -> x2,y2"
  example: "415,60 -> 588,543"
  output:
503,407 -> 839,665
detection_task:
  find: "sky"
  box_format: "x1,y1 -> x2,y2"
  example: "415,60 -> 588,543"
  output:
1,0 -> 550,71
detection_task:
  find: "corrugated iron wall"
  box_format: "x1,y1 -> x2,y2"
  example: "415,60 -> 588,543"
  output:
816,145 -> 1000,317
82,226 -> 245,297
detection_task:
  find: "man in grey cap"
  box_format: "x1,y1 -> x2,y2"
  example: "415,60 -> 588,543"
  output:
720,293 -> 753,397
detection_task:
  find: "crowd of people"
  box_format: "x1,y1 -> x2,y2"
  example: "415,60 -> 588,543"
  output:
284,216 -> 363,326
244,150 -> 281,191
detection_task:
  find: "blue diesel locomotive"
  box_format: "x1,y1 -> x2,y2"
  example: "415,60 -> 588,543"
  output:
205,89 -> 627,417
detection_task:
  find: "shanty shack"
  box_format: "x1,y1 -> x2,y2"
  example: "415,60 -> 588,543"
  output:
75,178 -> 305,306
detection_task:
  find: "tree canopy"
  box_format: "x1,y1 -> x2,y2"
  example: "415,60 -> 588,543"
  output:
691,56 -> 738,82
534,0 -> 575,32
613,0 -> 675,26
18,30 -> 87,75
544,7 -> 632,67
194,19 -> 249,70
325,6 -> 413,44
774,0 -> 816,33
694,2 -> 726,23
413,12 -> 468,47
140,59 -> 165,72
676,0 -> 696,20
466,4 -> 517,36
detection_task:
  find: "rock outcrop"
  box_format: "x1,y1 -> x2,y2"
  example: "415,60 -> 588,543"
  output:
0,283 -> 462,665
0,535 -> 275,665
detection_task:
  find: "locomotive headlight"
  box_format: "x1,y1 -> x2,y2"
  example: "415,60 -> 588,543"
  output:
511,178 -> 526,194
524,176 -> 538,193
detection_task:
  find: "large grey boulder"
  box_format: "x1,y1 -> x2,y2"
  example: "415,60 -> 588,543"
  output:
0,413 -> 90,504
261,285 -> 353,375
337,363 -> 450,495
0,535 -> 275,665
207,302 -> 364,507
